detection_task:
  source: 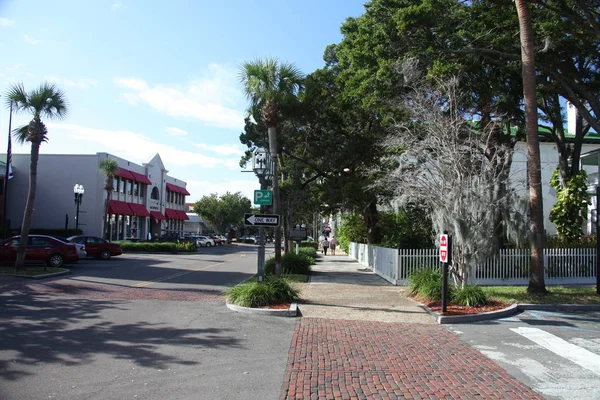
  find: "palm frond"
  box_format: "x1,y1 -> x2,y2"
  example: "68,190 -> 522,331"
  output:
5,83 -> 29,112
11,125 -> 29,144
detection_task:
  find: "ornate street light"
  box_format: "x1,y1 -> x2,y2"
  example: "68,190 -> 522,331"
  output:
73,184 -> 84,231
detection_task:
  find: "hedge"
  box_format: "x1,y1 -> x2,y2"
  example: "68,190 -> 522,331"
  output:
119,241 -> 197,253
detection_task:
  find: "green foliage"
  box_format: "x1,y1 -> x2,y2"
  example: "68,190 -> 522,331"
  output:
452,285 -> 490,307
225,276 -> 299,307
549,168 -> 590,241
265,252 -> 313,275
545,234 -> 597,249
193,192 -> 251,234
407,268 -> 450,301
336,212 -> 367,253
299,241 -> 318,250
119,242 -> 196,253
377,206 -> 434,249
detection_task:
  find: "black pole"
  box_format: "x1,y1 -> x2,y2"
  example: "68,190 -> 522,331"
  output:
3,101 -> 13,239
65,214 -> 69,232
75,199 -> 81,231
596,186 -> 600,295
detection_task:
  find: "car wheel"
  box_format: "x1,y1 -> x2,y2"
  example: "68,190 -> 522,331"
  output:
48,254 -> 64,268
100,249 -> 112,260
206,242 -> 212,247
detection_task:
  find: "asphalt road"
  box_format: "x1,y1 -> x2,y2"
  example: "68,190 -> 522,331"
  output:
0,244 -> 296,400
446,309 -> 600,400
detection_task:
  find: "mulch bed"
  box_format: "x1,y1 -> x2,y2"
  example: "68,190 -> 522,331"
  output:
426,299 -> 510,316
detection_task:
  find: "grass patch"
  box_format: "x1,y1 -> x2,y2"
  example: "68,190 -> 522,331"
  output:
225,275 -> 300,307
0,266 -> 65,276
482,286 -> 600,305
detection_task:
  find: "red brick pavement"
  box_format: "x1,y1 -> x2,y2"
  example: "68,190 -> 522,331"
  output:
281,318 -> 544,400
5,281 -> 225,302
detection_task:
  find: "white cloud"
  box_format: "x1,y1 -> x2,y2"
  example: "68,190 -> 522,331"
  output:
5,64 -> 24,71
114,64 -> 245,130
24,34 -> 40,45
194,143 -> 245,156
0,18 -> 15,28
111,1 -> 124,10
186,178 -> 260,202
47,76 -> 99,89
166,127 -> 188,137
47,123 -> 230,168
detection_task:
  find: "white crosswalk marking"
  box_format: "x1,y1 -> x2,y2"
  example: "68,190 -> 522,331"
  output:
511,327 -> 600,376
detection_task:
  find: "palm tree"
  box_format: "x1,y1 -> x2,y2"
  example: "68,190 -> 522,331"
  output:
515,0 -> 547,294
239,58 -> 304,278
98,158 -> 119,240
5,82 -> 68,267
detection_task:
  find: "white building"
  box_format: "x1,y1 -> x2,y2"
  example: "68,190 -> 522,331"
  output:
5,152 -> 189,240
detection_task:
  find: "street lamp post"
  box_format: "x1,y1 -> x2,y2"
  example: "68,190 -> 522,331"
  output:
73,184 -> 84,231
252,148 -> 273,282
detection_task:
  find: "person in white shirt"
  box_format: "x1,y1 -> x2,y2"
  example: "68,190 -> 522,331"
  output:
322,237 -> 330,255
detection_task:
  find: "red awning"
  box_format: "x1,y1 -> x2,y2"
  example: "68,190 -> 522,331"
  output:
115,168 -> 135,181
166,183 -> 190,196
108,200 -> 134,215
129,170 -> 152,185
164,208 -> 180,219
177,210 -> 189,220
128,203 -> 150,217
166,183 -> 181,193
150,211 -> 165,221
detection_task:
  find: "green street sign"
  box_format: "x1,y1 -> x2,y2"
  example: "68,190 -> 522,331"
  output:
254,190 -> 273,205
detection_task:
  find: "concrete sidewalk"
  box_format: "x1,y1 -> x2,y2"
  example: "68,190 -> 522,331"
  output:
297,252 -> 435,324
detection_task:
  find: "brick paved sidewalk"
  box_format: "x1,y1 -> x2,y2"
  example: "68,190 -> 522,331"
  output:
280,318 -> 544,400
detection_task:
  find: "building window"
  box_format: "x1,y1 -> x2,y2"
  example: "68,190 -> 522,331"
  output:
127,180 -> 133,195
113,177 -> 118,192
151,186 -> 159,200
140,184 -> 145,198
120,179 -> 125,194
133,182 -> 139,196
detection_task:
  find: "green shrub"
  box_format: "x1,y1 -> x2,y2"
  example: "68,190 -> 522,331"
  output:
225,276 -> 299,307
407,268 -> 450,301
119,242 -> 196,253
299,241 -> 318,250
297,246 -> 317,260
265,252 -> 312,275
452,285 -> 490,307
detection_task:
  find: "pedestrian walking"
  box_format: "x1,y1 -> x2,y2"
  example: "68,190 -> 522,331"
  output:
329,236 -> 337,255
318,234 -> 325,254
322,237 -> 330,255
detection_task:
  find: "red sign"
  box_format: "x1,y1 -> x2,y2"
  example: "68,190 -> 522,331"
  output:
439,234 -> 449,263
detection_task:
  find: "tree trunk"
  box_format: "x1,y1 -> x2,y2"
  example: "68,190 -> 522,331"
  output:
104,190 -> 112,240
15,141 -> 41,267
516,0 -> 547,294
268,126 -> 282,278
363,200 -> 381,244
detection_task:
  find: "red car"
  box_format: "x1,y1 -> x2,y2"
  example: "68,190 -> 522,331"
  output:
0,235 -> 79,268
67,236 -> 123,260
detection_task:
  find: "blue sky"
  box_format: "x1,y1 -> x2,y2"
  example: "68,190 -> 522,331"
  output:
0,0 -> 367,202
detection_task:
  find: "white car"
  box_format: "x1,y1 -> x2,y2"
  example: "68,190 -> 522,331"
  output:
190,235 -> 215,247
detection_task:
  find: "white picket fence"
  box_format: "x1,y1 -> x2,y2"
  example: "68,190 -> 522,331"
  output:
348,242 -> 597,285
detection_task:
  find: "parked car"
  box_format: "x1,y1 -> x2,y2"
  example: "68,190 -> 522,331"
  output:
0,235 -> 79,267
189,235 -> 215,247
239,235 -> 257,244
50,236 -> 87,258
66,236 -> 123,260
209,235 -> 225,246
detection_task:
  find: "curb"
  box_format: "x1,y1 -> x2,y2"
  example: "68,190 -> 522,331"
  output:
226,300 -> 298,317
427,303 -> 600,324
1,269 -> 71,280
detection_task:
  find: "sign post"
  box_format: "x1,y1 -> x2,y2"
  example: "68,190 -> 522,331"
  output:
440,232 -> 451,313
244,214 -> 280,227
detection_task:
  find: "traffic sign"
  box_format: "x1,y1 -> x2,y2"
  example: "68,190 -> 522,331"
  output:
244,213 -> 280,227
440,234 -> 448,263
254,190 -> 273,205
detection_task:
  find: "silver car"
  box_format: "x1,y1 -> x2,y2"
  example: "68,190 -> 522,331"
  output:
188,235 -> 215,247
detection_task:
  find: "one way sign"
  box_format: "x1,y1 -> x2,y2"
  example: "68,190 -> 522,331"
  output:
244,214 -> 280,227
